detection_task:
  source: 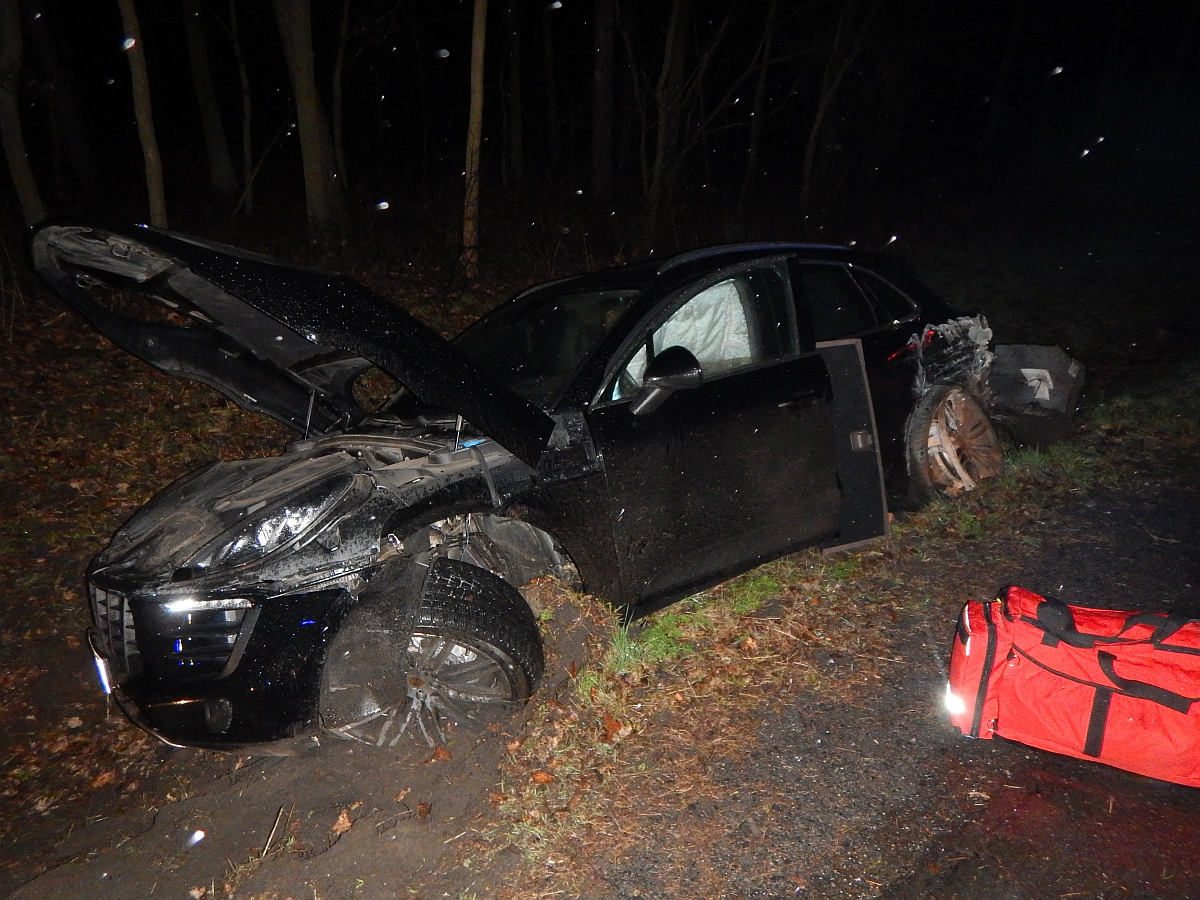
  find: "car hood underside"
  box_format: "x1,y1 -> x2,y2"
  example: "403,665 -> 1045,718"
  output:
30,220 -> 556,466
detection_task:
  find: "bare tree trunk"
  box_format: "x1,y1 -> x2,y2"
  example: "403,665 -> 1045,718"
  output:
331,0 -> 350,186
542,4 -> 557,171
590,0 -> 614,202
739,0 -> 777,208
116,0 -> 167,227
406,3 -> 429,185
643,0 -> 691,243
24,0 -> 97,197
616,12 -> 647,194
800,0 -> 879,214
503,0 -> 523,189
182,0 -> 237,195
0,0 -> 46,224
460,0 -> 487,281
272,0 -> 346,230
226,0 -> 253,215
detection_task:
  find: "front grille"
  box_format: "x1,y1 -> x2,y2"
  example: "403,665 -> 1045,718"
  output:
89,584 -> 139,680
137,600 -> 257,680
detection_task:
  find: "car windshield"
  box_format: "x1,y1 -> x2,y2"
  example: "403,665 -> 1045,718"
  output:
455,287 -> 642,409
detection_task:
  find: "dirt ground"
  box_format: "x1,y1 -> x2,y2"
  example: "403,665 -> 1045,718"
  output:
5,437 -> 1198,900
3,216 -> 1200,900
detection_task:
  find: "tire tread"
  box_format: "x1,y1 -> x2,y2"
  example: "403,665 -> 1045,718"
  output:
417,557 -> 545,695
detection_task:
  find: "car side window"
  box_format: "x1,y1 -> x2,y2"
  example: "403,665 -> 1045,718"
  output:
609,267 -> 796,402
793,263 -> 878,341
852,268 -> 918,323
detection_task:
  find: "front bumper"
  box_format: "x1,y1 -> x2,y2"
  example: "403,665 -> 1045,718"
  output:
88,588 -> 354,748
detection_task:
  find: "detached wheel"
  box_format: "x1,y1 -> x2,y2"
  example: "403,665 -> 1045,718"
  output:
321,557 -> 544,748
906,384 -> 1003,502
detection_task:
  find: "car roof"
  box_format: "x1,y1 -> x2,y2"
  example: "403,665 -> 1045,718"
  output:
510,242 -> 884,304
653,241 -> 850,274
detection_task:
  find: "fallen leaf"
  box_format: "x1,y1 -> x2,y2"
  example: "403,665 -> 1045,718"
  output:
64,717 -> 82,729
394,787 -> 411,803
47,737 -> 71,754
601,713 -> 630,743
188,888 -> 207,899
428,745 -> 452,763
505,738 -> 523,753
416,802 -> 432,819
488,792 -> 506,805
530,770 -> 557,785
331,808 -> 353,835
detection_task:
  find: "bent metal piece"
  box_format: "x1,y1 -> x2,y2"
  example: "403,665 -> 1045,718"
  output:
926,386 -> 1003,494
30,221 -> 557,465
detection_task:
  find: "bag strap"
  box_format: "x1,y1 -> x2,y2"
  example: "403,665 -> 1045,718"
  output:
1024,600 -> 1200,652
1096,651 -> 1194,714
1011,645 -> 1200,712
1083,688 -> 1113,757
1145,614 -> 1200,655
969,602 -> 998,738
1084,654 -> 1198,757
1025,598 -> 1102,649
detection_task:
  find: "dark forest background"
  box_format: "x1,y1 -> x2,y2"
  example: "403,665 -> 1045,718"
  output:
1,0 -> 1198,276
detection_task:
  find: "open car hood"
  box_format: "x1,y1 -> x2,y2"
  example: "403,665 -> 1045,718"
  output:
30,220 -> 556,467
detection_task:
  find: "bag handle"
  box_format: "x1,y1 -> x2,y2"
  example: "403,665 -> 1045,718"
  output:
1026,599 -> 1198,652
1012,644 -> 1200,713
1097,651 -> 1195,714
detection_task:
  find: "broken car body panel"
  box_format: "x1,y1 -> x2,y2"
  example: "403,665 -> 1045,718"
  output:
31,222 -> 557,465
32,220 -> 1002,749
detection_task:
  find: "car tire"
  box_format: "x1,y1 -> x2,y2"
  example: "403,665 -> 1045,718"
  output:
320,557 -> 544,748
905,383 -> 1004,504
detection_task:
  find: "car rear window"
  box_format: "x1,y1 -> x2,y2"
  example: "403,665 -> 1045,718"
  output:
852,268 -> 919,323
792,263 -> 878,341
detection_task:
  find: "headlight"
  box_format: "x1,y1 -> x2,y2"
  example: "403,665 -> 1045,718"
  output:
188,474 -> 355,571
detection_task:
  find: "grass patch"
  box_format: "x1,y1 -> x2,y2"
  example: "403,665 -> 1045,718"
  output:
724,572 -> 781,613
826,555 -> 865,581
485,545 -> 903,892
1085,355 -> 1200,440
479,355 -> 1200,897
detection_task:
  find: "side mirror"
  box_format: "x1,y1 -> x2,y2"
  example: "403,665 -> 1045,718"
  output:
630,345 -> 703,416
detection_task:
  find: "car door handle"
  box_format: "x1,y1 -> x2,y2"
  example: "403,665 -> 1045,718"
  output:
778,388 -> 821,409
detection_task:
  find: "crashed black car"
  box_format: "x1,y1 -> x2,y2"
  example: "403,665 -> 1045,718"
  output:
31,221 -> 1008,750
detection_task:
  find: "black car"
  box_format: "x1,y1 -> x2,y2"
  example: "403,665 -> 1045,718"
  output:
30,221 -> 1003,750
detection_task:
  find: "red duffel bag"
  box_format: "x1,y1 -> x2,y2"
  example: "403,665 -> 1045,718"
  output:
947,585 -> 1200,787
